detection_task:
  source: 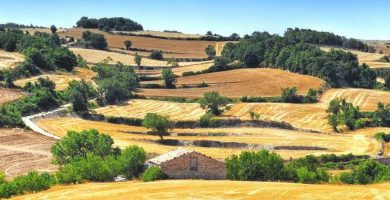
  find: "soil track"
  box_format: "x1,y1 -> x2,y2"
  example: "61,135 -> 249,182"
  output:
0,128 -> 56,179
13,180 -> 390,200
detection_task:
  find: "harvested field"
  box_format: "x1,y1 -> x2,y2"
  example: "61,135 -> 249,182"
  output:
70,47 -> 212,68
14,67 -> 96,90
0,50 -> 24,69
0,128 -> 56,179
93,99 -> 206,121
134,61 -> 213,77
13,180 -> 390,200
320,88 -> 390,111
113,30 -> 203,39
223,103 -> 331,132
321,46 -> 390,69
138,68 -> 325,98
0,87 -> 24,105
60,28 -> 215,58
35,117 -> 379,159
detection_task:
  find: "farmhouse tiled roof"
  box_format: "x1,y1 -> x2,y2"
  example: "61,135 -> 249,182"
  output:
147,148 -> 194,165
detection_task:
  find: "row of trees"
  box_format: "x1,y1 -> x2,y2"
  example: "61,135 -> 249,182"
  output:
76,17 -> 143,32
219,32 -> 377,88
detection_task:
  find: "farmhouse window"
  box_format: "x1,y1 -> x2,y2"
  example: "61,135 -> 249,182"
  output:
190,157 -> 198,171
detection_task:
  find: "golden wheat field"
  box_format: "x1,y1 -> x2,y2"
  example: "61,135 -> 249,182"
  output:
321,46 -> 390,69
320,88 -> 390,111
93,99 -> 206,121
14,67 -> 96,90
13,180 -> 390,200
0,50 -> 24,69
34,117 -> 379,159
139,68 -> 325,98
113,30 -> 203,39
60,28 -> 215,58
0,87 -> 24,105
0,128 -> 57,179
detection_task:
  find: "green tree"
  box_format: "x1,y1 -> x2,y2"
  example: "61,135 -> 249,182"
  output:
149,50 -> 163,60
134,53 -> 142,66
119,146 -> 146,179
205,45 -> 216,59
141,166 -> 167,182
81,31 -> 107,50
161,68 -> 176,88
142,113 -> 172,141
68,80 -> 96,112
199,91 -> 229,115
50,25 -> 57,34
51,129 -> 120,165
281,87 -> 302,103
124,40 -> 132,50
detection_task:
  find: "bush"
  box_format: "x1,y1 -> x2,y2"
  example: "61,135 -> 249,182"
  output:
119,146 -> 147,179
81,31 -> 107,50
141,166 -> 168,182
182,71 -> 196,76
149,50 -> 164,60
199,113 -> 211,127
142,83 -> 163,88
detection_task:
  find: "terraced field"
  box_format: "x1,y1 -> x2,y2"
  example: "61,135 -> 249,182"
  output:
14,180 -> 390,200
223,103 -> 331,132
0,87 -> 24,105
139,68 -> 325,98
60,28 -> 215,58
0,50 -> 24,69
93,99 -> 206,121
0,128 -> 56,179
113,30 -> 203,39
14,67 -> 96,90
35,117 -> 379,159
320,88 -> 390,111
321,46 -> 390,69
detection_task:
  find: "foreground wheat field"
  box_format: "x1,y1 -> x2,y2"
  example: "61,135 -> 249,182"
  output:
13,180 -> 390,200
139,68 -> 325,98
0,50 -> 24,69
34,117 -> 380,159
0,128 -> 56,179
93,99 -> 206,121
14,67 -> 96,90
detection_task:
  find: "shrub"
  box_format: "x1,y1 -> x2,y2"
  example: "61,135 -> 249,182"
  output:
199,114 -> 211,127
142,83 -> 163,88
196,81 -> 209,88
182,71 -> 195,76
149,50 -> 163,60
141,166 -> 168,182
13,171 -> 56,193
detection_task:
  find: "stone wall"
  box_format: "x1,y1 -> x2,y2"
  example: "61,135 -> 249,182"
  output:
160,152 -> 226,180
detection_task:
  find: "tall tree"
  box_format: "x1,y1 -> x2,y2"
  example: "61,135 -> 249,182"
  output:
142,113 -> 172,141
161,68 -> 176,88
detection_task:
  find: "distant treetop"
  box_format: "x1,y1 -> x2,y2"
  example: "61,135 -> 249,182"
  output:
76,17 -> 143,32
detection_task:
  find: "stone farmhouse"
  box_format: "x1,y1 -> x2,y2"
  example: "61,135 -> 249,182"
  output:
147,148 -> 226,180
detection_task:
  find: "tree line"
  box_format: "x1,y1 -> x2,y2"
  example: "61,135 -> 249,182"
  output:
220,31 -> 377,88
76,17 -> 143,32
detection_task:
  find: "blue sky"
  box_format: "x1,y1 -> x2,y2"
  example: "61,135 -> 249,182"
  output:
0,0 -> 389,39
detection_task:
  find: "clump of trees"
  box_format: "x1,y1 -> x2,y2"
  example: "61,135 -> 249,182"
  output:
92,62 -> 139,104
339,160 -> 390,184
66,80 -> 97,112
53,130 -> 146,183
0,29 -> 77,82
281,87 -> 318,103
76,17 -> 143,32
161,68 -> 176,88
327,99 -> 390,131
199,91 -> 229,115
284,28 -> 375,52
226,150 -> 329,183
142,113 -> 172,141
219,31 -> 377,88
80,30 -> 107,50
